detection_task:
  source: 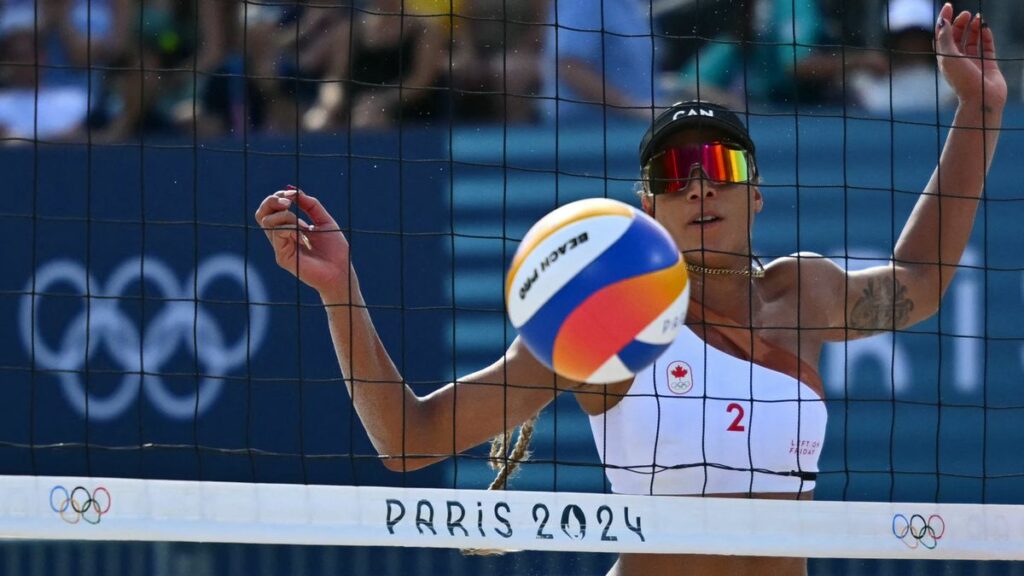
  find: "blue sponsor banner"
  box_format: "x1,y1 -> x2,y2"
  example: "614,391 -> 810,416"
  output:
1,109 -> 1023,506
0,129 -> 453,488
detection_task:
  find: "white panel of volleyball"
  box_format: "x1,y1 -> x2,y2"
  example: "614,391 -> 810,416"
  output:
3,475 -> 1023,560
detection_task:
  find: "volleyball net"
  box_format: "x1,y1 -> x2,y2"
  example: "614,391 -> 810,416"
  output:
2,0 -> 1024,571
3,474 -> 1022,560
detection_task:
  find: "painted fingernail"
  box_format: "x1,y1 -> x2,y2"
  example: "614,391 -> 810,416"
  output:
937,17 -> 945,28
286,184 -> 297,190
308,225 -> 315,232
282,189 -> 298,197
277,197 -> 292,207
300,233 -> 312,251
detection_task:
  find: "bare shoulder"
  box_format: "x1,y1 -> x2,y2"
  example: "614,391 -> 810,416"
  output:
761,253 -> 847,331
762,252 -> 845,300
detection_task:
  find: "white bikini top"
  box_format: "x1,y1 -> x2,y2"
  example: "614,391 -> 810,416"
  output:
588,325 -> 827,496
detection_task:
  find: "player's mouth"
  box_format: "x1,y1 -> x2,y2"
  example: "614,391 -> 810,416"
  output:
689,214 -> 722,228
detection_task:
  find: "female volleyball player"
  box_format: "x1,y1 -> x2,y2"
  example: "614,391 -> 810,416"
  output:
256,4 -> 1003,574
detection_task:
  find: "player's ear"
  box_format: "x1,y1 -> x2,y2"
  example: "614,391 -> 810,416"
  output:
641,193 -> 654,215
635,181 -> 655,216
751,174 -> 763,214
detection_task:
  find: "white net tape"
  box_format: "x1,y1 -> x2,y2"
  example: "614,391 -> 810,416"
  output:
3,476 -> 1022,560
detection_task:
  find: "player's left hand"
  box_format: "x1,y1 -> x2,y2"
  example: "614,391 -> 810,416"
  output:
935,3 -> 1007,110
255,186 -> 353,297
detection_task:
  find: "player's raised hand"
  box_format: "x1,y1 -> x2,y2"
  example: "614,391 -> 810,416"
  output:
935,3 -> 1007,110
255,187 -> 353,297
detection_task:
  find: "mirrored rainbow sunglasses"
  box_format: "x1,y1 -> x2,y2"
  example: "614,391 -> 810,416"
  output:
643,141 -> 755,195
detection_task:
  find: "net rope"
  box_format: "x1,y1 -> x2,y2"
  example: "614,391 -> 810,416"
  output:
0,0 -> 1023,570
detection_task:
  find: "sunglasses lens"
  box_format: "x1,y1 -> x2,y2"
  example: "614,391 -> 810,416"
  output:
646,143 -> 751,195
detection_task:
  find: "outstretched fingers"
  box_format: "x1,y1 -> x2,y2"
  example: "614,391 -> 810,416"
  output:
933,3 -> 1006,107
936,7 -> 989,64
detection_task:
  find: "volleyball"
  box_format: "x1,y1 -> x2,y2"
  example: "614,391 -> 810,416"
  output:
506,198 -> 689,384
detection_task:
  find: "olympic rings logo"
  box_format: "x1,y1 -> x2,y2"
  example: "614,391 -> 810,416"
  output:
50,485 -> 112,525
19,255 -> 268,420
892,513 -> 946,549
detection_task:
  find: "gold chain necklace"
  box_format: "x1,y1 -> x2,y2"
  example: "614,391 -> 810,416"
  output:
686,262 -> 766,279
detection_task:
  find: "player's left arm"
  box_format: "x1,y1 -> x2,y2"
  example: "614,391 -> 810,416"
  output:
823,6 -> 1006,340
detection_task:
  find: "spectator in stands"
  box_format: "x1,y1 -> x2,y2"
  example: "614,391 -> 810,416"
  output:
175,0 -> 301,138
169,1 -> 307,138
448,0 -> 546,123
852,0 -> 956,114
675,0 -> 888,108
539,0 -> 660,123
0,0 -> 130,141
41,0 -> 132,78
223,1 -> 352,136
303,0 -> 448,131
174,0 -> 244,138
656,0 -> 748,74
97,0 -> 197,141
281,3 -> 355,132
106,0 -> 337,140
0,5 -> 84,140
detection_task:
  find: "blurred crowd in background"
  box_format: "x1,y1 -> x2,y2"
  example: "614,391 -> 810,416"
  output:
0,0 -> 1020,142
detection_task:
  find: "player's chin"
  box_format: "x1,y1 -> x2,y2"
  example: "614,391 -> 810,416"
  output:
682,225 -> 728,249
683,235 -> 749,264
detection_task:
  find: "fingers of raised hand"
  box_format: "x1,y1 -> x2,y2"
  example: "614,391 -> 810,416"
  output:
951,10 -> 972,48
935,5 -> 957,55
963,14 -> 983,57
936,8 -> 988,64
981,24 -> 996,60
260,209 -> 312,249
938,2 -> 953,24
289,187 -> 337,229
254,188 -> 303,227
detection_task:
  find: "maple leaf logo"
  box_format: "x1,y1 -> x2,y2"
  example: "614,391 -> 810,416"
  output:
667,361 -> 693,395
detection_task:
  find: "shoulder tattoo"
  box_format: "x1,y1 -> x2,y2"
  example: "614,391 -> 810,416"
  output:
849,277 -> 915,332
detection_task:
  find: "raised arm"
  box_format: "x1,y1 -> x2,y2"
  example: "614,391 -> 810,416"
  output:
821,4 -> 1005,340
255,188 -> 570,471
